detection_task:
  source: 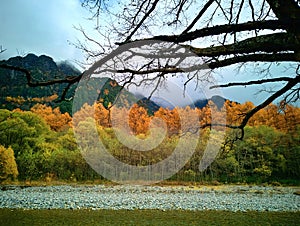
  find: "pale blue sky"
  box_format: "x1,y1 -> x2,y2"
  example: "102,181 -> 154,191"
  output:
0,0 -> 89,62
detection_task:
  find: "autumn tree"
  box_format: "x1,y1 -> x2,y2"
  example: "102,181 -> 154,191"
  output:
6,94 -> 59,106
0,145 -> 18,182
72,103 -> 94,127
30,104 -> 72,132
128,104 -> 151,135
225,101 -> 255,126
224,100 -> 300,132
94,102 -> 111,128
281,104 -> 300,133
154,107 -> 180,136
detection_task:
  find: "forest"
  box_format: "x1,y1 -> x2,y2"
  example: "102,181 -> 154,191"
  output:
0,99 -> 299,185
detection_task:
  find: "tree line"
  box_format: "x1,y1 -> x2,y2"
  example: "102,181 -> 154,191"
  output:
0,100 -> 299,184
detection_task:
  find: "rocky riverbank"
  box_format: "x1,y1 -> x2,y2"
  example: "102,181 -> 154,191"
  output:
0,185 -> 299,212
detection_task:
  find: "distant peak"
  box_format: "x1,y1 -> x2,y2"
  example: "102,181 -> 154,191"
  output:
38,54 -> 54,61
25,53 -> 38,58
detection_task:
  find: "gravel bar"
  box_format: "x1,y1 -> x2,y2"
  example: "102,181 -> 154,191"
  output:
0,185 -> 299,211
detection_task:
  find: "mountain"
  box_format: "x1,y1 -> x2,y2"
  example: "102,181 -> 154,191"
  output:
0,53 -> 81,113
193,99 -> 209,109
72,77 -> 161,115
210,95 -> 227,109
137,98 -> 161,115
150,96 -> 176,109
150,95 -> 228,110
193,95 -> 227,109
57,61 -> 81,76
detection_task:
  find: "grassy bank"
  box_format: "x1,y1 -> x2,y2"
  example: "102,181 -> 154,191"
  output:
1,178 -> 300,187
0,209 -> 299,226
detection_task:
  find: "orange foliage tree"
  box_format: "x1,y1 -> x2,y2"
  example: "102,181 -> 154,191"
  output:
31,104 -> 72,132
94,102 -> 111,128
72,103 -> 94,127
154,107 -> 180,136
223,100 -> 300,133
281,104 -> 300,133
128,104 -> 150,135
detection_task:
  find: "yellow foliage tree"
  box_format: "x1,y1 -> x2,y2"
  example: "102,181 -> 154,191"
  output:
0,145 -> 18,182
5,96 -> 26,106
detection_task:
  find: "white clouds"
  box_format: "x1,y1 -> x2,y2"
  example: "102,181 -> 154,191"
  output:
0,0 -> 92,62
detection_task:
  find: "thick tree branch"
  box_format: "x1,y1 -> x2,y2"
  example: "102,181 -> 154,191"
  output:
185,32 -> 298,57
84,52 -> 298,81
266,0 -> 300,21
208,53 -> 298,69
137,19 -> 300,43
210,77 -> 294,89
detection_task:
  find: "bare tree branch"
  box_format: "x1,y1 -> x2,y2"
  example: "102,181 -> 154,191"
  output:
0,45 -> 6,54
210,77 -> 294,89
125,0 -> 160,42
130,19 -> 300,44
181,0 -> 215,34
183,32 -> 298,60
208,53 -> 298,69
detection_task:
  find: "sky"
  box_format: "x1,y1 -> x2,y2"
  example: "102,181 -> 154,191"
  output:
0,0 -> 297,106
0,0 -> 89,62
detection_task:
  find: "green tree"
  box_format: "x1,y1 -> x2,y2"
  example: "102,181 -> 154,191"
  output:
233,126 -> 286,182
0,109 -> 52,157
280,125 -> 300,179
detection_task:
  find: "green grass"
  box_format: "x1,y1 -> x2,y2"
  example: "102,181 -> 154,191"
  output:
0,209 -> 299,226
